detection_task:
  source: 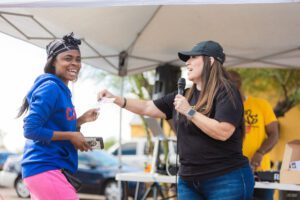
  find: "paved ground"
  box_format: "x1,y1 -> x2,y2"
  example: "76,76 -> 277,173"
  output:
0,186 -> 105,200
0,187 -> 19,200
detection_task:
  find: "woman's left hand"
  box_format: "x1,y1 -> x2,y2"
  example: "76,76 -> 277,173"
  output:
174,94 -> 191,116
77,108 -> 100,126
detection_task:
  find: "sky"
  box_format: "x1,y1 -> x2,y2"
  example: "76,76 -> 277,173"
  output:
0,32 -> 135,152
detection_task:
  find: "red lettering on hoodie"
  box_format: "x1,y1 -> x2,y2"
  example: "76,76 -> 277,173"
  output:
66,107 -> 76,121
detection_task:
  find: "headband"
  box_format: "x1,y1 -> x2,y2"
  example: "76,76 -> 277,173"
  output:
46,32 -> 81,59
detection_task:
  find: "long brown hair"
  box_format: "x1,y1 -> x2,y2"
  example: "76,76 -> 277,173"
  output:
185,56 -> 235,116
16,56 -> 56,118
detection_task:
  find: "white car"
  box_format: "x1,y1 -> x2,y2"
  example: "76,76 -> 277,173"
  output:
0,155 -> 30,198
108,138 -> 151,169
107,138 -> 178,173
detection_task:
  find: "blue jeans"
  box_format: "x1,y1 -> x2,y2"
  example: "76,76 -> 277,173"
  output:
178,164 -> 254,200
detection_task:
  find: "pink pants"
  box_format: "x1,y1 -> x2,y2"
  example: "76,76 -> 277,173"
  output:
24,169 -> 79,200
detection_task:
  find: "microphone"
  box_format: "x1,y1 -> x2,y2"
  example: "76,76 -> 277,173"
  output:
177,78 -> 186,96
177,78 -> 186,120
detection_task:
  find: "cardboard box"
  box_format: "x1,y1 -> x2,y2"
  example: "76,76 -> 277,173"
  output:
289,161 -> 300,170
280,140 -> 300,184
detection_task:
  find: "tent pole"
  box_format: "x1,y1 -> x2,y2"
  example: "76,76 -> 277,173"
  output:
118,76 -> 124,200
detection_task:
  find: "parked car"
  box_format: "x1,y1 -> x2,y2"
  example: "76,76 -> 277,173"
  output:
0,155 -> 29,198
108,138 -> 177,170
76,150 -> 143,199
0,150 -> 17,170
108,138 -> 151,169
0,150 -> 143,199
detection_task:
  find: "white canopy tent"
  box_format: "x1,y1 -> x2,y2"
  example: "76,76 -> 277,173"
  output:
1,1 -> 299,198
0,1 -> 299,76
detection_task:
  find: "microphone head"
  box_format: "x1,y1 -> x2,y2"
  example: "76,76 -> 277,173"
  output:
177,78 -> 186,89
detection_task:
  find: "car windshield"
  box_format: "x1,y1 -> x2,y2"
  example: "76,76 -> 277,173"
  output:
84,150 -> 119,167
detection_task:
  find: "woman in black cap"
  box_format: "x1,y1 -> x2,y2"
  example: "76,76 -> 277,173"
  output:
17,33 -> 99,200
98,40 -> 254,200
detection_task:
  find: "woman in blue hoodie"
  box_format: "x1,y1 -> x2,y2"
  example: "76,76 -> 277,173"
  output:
17,33 -> 99,200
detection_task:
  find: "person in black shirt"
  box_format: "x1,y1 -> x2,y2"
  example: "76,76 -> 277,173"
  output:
98,40 -> 254,200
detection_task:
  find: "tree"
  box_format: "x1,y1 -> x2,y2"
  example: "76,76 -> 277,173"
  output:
103,137 -> 117,150
235,68 -> 300,117
80,65 -> 156,153
128,72 -> 155,154
78,64 -> 125,94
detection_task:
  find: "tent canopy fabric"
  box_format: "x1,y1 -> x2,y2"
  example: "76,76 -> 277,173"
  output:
0,1 -> 299,7
0,1 -> 300,75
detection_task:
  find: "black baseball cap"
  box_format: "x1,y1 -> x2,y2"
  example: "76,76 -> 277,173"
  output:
178,40 -> 225,64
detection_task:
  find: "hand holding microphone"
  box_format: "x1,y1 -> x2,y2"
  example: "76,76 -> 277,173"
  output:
175,78 -> 186,120
177,78 -> 186,96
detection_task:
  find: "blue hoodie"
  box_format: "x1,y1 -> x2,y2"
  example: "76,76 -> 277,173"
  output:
22,73 -> 78,178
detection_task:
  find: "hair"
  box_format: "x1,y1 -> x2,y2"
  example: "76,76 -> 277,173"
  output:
16,56 -> 56,118
185,56 -> 235,116
226,70 -> 246,138
227,70 -> 242,90
227,70 -> 245,103
184,56 -> 245,138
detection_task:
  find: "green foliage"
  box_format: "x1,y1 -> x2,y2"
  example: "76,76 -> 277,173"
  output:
79,65 -> 156,153
128,72 -> 154,100
103,137 -> 117,150
79,64 -> 129,94
128,72 -> 155,154
78,64 -> 107,83
234,68 -> 300,117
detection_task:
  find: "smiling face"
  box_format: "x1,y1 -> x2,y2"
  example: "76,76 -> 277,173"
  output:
52,50 -> 81,84
186,55 -> 204,84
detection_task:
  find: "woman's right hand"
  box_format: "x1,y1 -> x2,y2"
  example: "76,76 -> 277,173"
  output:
97,89 -> 115,101
97,89 -> 126,107
70,132 -> 91,152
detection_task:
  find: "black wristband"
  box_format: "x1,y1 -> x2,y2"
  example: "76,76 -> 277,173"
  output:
121,97 -> 127,108
76,126 -> 81,132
